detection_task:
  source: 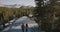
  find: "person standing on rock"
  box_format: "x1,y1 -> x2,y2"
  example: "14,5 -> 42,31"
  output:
21,23 -> 25,32
26,24 -> 28,32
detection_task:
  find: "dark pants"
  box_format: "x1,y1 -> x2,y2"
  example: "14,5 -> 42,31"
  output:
26,28 -> 28,32
22,29 -> 24,32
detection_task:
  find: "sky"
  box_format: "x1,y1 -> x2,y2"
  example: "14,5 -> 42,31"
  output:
0,0 -> 36,7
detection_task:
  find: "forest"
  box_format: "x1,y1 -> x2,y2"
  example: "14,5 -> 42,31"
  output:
0,0 -> 60,32
0,7 -> 34,28
33,0 -> 60,32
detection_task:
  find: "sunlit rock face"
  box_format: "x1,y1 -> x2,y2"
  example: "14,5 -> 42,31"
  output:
2,16 -> 39,32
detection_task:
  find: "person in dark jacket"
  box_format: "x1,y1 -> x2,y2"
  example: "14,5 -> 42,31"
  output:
26,24 -> 28,32
21,23 -> 25,32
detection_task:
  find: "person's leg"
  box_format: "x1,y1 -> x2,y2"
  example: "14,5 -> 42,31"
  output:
22,29 -> 24,32
26,28 -> 28,32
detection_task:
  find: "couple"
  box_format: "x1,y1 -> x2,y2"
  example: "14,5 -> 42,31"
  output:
21,23 -> 28,32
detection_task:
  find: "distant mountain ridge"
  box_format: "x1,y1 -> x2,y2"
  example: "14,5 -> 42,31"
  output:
0,4 -> 22,8
0,4 -> 34,8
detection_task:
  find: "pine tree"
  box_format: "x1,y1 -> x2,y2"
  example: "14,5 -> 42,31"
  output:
34,0 -> 46,31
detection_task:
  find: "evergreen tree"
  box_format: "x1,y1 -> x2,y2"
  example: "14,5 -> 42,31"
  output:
34,0 -> 57,32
